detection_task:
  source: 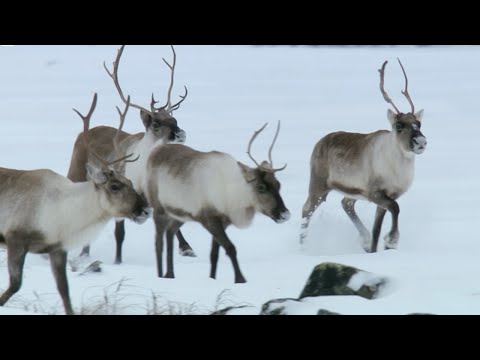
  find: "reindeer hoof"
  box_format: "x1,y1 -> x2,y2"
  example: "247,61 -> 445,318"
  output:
363,246 -> 373,254
384,233 -> 399,250
165,272 -> 175,279
180,249 -> 197,258
235,277 -> 247,284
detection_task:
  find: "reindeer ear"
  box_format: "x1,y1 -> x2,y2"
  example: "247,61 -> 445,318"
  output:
85,163 -> 109,186
415,109 -> 424,122
140,110 -> 152,129
387,109 -> 397,126
238,162 -> 256,183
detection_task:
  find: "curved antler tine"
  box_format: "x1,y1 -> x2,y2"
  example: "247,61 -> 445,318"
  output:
170,86 -> 188,113
72,93 -> 98,136
268,120 -> 280,167
160,45 -> 177,113
150,93 -> 161,113
73,93 -> 109,168
379,61 -> 401,114
247,122 -> 269,168
268,121 -> 288,172
397,58 -> 415,114
113,95 -> 130,159
111,95 -> 140,167
104,45 -> 152,115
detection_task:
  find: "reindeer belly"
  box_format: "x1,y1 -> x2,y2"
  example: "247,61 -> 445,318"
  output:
327,168 -> 370,201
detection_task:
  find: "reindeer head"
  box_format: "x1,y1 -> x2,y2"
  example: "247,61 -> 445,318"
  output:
74,94 -> 151,225
239,121 -> 291,224
104,45 -> 187,146
86,164 -> 150,224
379,59 -> 427,155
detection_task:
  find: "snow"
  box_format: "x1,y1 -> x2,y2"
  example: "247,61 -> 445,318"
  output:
1,45 -> 480,315
347,270 -> 385,293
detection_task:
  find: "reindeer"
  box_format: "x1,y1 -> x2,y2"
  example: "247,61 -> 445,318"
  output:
0,94 -> 150,315
146,122 -> 291,283
300,59 -> 427,253
67,45 -> 195,264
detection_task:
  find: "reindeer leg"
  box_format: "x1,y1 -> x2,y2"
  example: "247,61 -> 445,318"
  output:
50,249 -> 74,315
204,218 -> 246,284
176,230 -> 197,258
370,192 -> 400,252
165,221 -> 183,279
153,210 -> 167,278
300,188 -> 330,245
371,206 -> 387,253
210,239 -> 220,280
114,220 -> 126,264
0,241 -> 28,307
341,197 -> 371,251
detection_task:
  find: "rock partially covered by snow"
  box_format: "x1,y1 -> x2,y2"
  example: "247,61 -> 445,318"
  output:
317,309 -> 341,315
299,263 -> 388,300
260,298 -> 303,315
210,306 -> 251,315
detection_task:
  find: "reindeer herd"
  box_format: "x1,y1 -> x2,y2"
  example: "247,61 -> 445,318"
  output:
0,46 -> 427,315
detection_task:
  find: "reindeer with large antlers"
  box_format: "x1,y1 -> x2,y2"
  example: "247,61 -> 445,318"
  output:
0,94 -> 150,315
68,45 -> 195,264
146,122 -> 291,283
300,59 -> 427,253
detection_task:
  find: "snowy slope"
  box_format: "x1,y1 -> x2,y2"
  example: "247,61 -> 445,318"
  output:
0,45 -> 479,315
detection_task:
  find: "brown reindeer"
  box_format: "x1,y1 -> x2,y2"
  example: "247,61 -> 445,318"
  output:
0,94 -> 150,315
67,45 -> 195,264
146,122 -> 290,283
300,59 -> 427,253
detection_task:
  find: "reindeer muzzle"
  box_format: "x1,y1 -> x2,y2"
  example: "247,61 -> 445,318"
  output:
174,129 -> 187,144
412,135 -> 427,155
133,207 -> 152,225
274,210 -> 291,224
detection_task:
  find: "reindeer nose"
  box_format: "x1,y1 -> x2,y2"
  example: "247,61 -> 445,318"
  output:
276,210 -> 291,224
175,130 -> 187,144
414,136 -> 427,146
133,207 -> 152,225
413,136 -> 427,154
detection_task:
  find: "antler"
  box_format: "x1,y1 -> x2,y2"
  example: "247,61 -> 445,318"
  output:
112,96 -> 140,167
247,121 -> 287,173
103,46 -> 152,115
156,46 -> 189,115
105,45 -> 188,117
378,61 -> 401,114
170,86 -> 189,112
397,58 -> 415,114
73,93 -> 109,168
247,122 -> 268,168
268,121 -> 287,172
73,94 -> 138,170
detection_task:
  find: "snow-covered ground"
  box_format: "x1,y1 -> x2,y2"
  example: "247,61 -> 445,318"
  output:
0,45 -> 479,315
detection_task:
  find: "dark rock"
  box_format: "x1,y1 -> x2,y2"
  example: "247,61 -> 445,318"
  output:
317,309 -> 341,315
210,306 -> 250,315
406,313 -> 436,316
299,262 -> 388,300
260,298 -> 302,315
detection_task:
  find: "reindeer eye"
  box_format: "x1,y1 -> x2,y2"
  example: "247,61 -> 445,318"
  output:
396,123 -> 405,132
257,184 -> 267,193
110,183 -> 122,193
